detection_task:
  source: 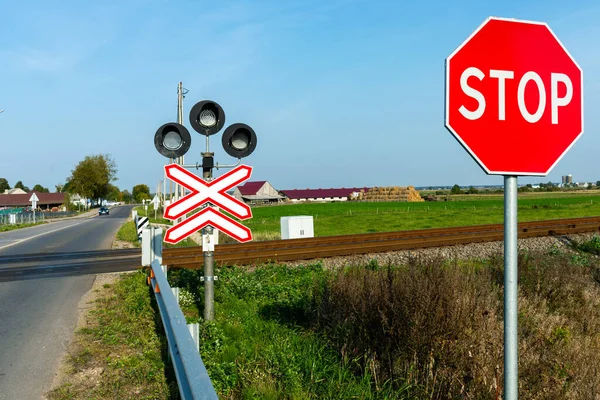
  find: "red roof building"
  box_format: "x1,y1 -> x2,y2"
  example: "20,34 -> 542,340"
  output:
0,191 -> 66,209
280,187 -> 370,202
233,181 -> 284,204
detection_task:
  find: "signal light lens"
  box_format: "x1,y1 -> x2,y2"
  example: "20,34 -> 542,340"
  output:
154,123 -> 191,158
222,123 -> 257,158
190,100 -> 225,136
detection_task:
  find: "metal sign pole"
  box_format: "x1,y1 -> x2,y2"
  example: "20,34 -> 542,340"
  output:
202,152 -> 215,321
504,175 -> 518,400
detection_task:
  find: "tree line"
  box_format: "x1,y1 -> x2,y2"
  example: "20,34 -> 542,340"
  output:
0,179 -> 50,194
1,153 -> 154,205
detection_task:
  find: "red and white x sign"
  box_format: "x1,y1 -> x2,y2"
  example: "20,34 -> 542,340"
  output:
163,164 -> 253,244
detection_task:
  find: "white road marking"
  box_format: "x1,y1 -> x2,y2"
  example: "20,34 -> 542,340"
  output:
0,221 -> 87,251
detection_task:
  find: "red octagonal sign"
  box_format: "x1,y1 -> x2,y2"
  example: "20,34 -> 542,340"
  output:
445,17 -> 583,176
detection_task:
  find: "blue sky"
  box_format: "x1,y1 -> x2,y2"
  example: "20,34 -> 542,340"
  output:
0,0 -> 598,193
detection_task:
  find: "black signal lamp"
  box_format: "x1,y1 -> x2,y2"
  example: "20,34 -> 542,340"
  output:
221,123 -> 257,158
189,100 -> 226,136
154,122 -> 191,158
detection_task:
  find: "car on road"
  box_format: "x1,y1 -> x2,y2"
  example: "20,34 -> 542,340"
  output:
99,207 -> 109,216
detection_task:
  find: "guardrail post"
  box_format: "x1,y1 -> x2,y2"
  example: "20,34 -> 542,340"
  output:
142,226 -> 163,272
188,323 -> 200,352
171,287 -> 180,304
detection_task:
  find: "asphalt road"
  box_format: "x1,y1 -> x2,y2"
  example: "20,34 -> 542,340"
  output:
0,205 -> 135,400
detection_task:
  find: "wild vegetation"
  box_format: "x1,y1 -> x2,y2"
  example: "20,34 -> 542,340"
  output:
164,236 -> 600,399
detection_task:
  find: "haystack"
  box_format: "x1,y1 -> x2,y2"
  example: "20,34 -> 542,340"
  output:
361,186 -> 424,202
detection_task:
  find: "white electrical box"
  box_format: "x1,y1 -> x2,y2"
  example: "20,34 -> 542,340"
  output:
281,216 -> 314,239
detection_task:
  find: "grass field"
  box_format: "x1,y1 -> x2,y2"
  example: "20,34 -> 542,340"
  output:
243,192 -> 600,238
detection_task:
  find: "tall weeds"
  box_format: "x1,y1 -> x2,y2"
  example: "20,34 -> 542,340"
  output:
312,252 -> 600,399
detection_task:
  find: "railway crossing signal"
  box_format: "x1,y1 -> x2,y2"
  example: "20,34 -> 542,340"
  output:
445,17 -> 583,400
163,164 -> 253,244
153,97 -> 258,322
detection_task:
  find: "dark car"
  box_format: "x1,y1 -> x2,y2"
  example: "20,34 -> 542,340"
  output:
99,207 -> 109,216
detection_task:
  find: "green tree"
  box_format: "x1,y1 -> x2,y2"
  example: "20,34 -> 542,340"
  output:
450,184 -> 461,195
14,181 -> 30,192
106,184 -> 121,201
67,154 -> 118,202
0,178 -> 9,193
121,190 -> 133,204
55,183 -> 66,192
32,184 -> 49,193
132,184 -> 151,203
0,178 -> 10,194
468,186 -> 478,194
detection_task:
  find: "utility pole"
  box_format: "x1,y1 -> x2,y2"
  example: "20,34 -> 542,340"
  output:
175,82 -> 189,224
177,82 -> 184,223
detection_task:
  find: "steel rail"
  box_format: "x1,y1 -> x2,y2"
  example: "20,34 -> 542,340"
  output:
163,216 -> 600,268
164,216 -> 600,257
0,248 -> 141,264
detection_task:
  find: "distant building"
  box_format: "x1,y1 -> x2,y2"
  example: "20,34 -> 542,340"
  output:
232,181 -> 284,204
280,187 -> 370,202
0,191 -> 66,210
3,188 -> 27,195
561,175 -> 574,187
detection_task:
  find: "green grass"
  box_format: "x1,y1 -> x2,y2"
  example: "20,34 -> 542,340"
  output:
116,221 -> 141,247
0,222 -> 45,232
244,193 -> 600,238
47,271 -> 176,400
116,220 -> 196,248
135,206 -> 170,225
167,264 -> 412,399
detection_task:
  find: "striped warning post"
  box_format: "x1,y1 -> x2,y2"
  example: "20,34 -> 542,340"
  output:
137,216 -> 149,237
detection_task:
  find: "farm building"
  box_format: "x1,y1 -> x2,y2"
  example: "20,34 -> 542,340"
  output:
3,188 -> 27,195
232,181 -> 285,204
279,188 -> 370,202
0,191 -> 66,210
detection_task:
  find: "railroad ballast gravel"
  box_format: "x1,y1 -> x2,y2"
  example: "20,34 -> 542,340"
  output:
286,233 -> 598,269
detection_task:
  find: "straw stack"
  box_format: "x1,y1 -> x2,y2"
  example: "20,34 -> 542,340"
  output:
360,186 -> 424,202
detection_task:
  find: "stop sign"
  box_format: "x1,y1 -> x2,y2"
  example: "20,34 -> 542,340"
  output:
445,17 -> 583,175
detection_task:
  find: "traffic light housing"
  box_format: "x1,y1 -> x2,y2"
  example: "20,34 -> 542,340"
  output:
189,100 -> 226,136
221,123 -> 257,158
154,122 -> 192,158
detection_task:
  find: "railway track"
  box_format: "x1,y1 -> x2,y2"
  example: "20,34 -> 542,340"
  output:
0,248 -> 141,281
162,216 -> 600,268
1,216 -> 598,280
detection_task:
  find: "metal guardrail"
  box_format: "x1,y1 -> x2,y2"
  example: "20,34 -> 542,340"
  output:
144,227 -> 219,400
